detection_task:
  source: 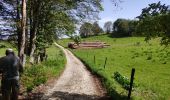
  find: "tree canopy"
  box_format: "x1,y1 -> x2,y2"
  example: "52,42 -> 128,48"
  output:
112,19 -> 136,37
79,21 -> 103,38
92,21 -> 103,35
136,1 -> 170,45
79,22 -> 93,38
0,0 -> 103,63
104,21 -> 112,34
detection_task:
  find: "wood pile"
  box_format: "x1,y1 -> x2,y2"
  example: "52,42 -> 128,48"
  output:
68,41 -> 110,49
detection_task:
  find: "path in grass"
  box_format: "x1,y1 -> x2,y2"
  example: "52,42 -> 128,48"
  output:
42,43 -> 107,100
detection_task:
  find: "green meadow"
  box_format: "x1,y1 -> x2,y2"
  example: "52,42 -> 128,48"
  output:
58,35 -> 170,100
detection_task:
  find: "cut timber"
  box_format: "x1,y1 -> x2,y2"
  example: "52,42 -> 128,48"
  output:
68,41 -> 110,49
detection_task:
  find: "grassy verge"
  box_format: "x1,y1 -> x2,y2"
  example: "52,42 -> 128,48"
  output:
21,44 -> 66,92
58,35 -> 170,100
0,42 -> 66,93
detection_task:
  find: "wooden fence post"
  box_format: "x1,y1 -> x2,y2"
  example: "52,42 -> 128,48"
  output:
104,57 -> 107,69
128,68 -> 135,99
94,55 -> 96,64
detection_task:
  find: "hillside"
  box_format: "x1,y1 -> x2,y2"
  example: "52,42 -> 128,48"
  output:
58,35 -> 170,100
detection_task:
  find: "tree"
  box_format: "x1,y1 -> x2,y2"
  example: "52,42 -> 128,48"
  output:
136,1 -> 170,45
19,0 -> 26,66
0,0 -> 26,65
72,35 -> 81,46
0,0 -> 104,64
112,18 -> 137,37
79,22 -> 93,38
27,0 -> 103,63
92,21 -> 103,35
104,21 -> 112,34
112,19 -> 130,37
128,20 -> 138,36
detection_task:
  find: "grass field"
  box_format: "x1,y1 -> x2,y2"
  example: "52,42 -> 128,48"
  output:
0,41 -> 17,56
58,35 -> 170,100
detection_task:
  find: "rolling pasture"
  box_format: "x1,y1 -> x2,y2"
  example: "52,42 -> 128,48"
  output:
58,35 -> 170,100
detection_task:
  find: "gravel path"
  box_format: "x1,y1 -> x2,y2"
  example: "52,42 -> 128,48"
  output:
42,43 -> 107,100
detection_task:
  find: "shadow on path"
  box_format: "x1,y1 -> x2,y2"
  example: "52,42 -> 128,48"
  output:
43,91 -> 110,100
24,91 -> 110,100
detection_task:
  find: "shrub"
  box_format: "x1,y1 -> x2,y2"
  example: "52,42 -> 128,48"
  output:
21,66 -> 48,92
113,71 -> 135,90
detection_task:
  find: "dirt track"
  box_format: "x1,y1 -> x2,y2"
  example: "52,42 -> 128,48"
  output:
42,43 -> 107,100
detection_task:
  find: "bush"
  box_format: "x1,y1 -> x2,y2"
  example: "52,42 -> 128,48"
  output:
21,66 -> 48,92
113,71 -> 135,90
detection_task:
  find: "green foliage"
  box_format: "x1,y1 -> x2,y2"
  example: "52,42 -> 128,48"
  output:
80,22 -> 93,38
113,71 -> 135,90
112,19 -> 137,37
92,21 -> 103,35
22,66 -> 47,92
1,0 -> 103,56
136,1 -> 170,46
71,35 -> 81,45
80,21 -> 103,38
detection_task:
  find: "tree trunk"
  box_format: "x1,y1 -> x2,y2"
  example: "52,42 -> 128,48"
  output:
16,0 -> 21,52
29,0 -> 40,64
19,0 -> 26,66
29,30 -> 37,64
25,14 -> 29,55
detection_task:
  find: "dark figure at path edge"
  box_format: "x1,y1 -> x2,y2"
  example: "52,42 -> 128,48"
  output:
0,49 -> 23,100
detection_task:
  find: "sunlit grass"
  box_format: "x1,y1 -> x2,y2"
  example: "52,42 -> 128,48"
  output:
58,35 -> 170,100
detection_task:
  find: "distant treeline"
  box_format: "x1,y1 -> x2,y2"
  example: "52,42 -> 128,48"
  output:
79,19 -> 141,38
112,19 -> 139,37
80,1 -> 170,43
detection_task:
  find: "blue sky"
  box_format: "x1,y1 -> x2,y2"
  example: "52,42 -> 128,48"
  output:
99,0 -> 170,28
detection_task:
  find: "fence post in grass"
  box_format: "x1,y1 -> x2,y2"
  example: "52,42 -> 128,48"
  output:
104,57 -> 107,69
94,55 -> 96,64
128,68 -> 135,100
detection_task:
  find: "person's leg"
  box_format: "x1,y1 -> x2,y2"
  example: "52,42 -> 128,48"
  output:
11,79 -> 19,100
2,79 -> 11,100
